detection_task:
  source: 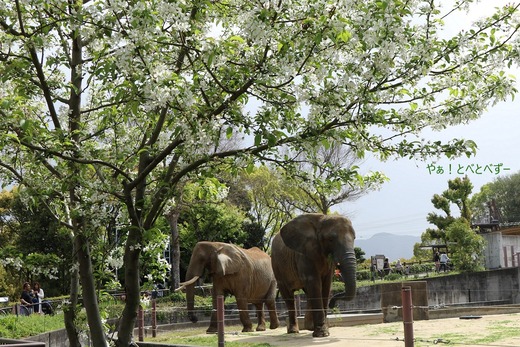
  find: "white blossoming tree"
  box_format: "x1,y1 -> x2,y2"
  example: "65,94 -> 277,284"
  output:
1,0 -> 519,346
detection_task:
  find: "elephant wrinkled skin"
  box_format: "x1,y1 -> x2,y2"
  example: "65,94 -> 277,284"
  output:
177,241 -> 279,333
271,213 -> 357,337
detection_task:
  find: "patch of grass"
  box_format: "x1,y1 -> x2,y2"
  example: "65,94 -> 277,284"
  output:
468,319 -> 520,344
435,332 -> 468,342
369,322 -> 400,336
413,319 -> 520,346
0,313 -> 65,339
145,325 -> 272,346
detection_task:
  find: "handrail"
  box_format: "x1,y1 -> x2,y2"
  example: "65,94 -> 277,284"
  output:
0,338 -> 45,346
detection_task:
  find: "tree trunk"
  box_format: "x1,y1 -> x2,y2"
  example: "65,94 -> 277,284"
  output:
115,228 -> 142,347
166,209 -> 181,290
66,3 -> 106,345
76,234 -> 108,347
64,235 -> 81,347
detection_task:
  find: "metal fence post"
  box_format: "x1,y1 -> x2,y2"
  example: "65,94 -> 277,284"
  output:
138,305 -> 144,342
402,286 -> 414,347
217,295 -> 225,347
152,298 -> 157,338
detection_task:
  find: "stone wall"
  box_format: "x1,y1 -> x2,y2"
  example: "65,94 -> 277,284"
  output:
336,267 -> 520,312
24,329 -> 88,347
482,232 -> 520,269
425,267 -> 520,306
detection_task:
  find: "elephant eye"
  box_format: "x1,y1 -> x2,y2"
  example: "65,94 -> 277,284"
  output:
324,231 -> 337,243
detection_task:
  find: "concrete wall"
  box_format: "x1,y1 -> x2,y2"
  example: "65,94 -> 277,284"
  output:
426,267 -> 520,306
482,232 -> 520,269
24,329 -> 90,347
337,267 -> 520,312
503,236 -> 520,266
483,232 -> 503,269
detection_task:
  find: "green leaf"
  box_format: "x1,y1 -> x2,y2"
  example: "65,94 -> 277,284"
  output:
207,51 -> 215,67
254,134 -> 262,146
314,32 -> 323,44
246,162 -> 255,174
336,30 -> 352,43
321,138 -> 331,149
228,35 -> 245,44
267,133 -> 277,147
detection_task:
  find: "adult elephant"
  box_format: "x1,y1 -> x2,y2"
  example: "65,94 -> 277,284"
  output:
176,241 -> 279,333
271,213 -> 356,337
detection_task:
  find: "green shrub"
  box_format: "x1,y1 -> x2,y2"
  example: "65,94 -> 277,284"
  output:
356,270 -> 371,281
383,273 -> 403,281
409,263 -> 434,274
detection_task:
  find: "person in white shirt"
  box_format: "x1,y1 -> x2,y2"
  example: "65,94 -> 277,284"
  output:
32,282 -> 44,314
439,253 -> 450,272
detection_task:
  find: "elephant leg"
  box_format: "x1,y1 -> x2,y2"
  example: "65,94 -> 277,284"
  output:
265,299 -> 280,329
304,308 -> 314,331
310,280 -> 332,337
307,288 -> 329,337
206,302 -> 218,334
280,288 -> 299,334
206,291 -> 221,334
236,298 -> 253,332
254,303 -> 266,331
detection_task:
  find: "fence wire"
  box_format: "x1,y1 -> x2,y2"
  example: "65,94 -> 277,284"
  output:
3,285 -> 520,346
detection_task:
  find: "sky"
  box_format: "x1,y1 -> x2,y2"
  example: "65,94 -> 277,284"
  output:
342,99 -> 520,239
339,1 -> 520,240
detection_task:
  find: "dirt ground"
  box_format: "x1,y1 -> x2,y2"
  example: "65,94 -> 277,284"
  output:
224,313 -> 520,347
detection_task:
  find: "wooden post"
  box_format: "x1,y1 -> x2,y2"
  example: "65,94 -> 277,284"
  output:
138,305 -> 144,342
401,286 -> 414,347
295,295 -> 301,318
152,298 -> 157,338
217,295 -> 225,347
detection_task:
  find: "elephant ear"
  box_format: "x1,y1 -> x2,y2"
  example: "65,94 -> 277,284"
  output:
212,244 -> 247,276
280,214 -> 322,255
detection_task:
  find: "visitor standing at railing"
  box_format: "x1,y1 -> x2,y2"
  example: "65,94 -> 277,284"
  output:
439,252 -> 450,272
32,282 -> 44,314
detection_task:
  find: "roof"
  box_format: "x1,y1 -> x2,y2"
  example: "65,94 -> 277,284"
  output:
498,226 -> 520,236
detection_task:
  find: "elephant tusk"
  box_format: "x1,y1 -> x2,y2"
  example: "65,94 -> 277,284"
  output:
175,275 -> 200,292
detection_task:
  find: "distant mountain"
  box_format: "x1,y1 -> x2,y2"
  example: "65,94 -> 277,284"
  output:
356,233 -> 420,261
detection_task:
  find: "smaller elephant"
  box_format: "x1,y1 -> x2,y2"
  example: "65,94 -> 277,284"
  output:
176,241 -> 279,333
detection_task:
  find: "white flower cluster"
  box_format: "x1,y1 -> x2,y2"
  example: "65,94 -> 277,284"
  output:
0,257 -> 24,271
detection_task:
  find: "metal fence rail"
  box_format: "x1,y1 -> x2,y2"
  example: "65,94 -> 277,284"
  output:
0,338 -> 45,346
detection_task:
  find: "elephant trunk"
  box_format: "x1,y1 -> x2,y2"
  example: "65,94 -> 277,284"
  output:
329,250 -> 357,308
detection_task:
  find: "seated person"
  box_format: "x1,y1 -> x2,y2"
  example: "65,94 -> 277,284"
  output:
20,282 -> 34,311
